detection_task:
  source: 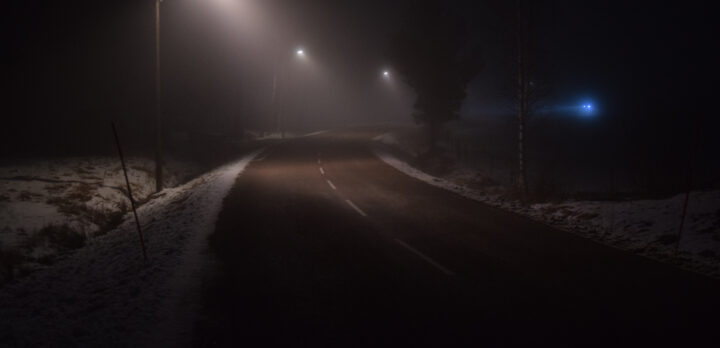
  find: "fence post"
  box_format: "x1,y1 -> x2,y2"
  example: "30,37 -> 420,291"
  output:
111,122 -> 148,262
675,119 -> 701,254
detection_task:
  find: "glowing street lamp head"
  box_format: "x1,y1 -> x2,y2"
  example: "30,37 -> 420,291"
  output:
296,49 -> 305,56
383,71 -> 389,77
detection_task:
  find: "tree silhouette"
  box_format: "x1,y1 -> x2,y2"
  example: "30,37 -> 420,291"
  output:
388,4 -> 482,151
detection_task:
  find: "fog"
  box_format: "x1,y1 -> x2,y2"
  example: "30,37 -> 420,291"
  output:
2,2 -> 720,345
3,0 -> 718,192
3,0 -> 415,158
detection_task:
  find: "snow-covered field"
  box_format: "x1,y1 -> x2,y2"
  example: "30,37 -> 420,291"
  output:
0,150 -> 261,347
0,157 -> 201,278
373,134 -> 720,278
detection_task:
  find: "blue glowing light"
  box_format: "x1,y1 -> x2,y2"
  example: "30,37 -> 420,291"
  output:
544,100 -> 598,118
578,102 -> 595,117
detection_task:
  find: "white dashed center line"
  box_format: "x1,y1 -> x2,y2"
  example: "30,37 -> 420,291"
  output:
394,239 -> 456,276
326,179 -> 337,190
312,152 -> 452,276
345,199 -> 367,217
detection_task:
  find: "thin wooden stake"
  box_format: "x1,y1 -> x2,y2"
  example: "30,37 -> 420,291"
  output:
675,190 -> 691,254
675,120 -> 701,254
111,122 -> 148,262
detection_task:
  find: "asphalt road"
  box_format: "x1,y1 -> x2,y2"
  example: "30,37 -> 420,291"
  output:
192,129 -> 719,347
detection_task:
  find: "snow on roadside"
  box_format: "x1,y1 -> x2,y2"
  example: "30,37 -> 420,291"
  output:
303,130 -> 330,137
245,130 -> 287,140
244,129 -> 328,141
0,157 -> 200,246
0,157 -> 202,281
373,131 -> 420,157
372,144 -> 720,278
0,149 -> 262,347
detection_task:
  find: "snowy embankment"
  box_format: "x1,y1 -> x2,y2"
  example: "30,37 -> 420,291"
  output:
0,157 -> 201,277
373,135 -> 720,278
0,150 -> 261,347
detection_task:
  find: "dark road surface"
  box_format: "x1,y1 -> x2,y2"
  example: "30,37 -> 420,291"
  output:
193,129 -> 719,347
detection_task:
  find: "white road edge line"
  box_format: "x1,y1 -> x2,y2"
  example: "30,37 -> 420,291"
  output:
317,158 -> 322,165
319,167 -> 325,175
394,238 -> 456,276
345,199 -> 367,217
326,179 -> 337,190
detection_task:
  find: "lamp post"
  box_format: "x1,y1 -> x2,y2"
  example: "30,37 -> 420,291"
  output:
271,64 -> 282,138
272,48 -> 306,139
154,0 -> 163,193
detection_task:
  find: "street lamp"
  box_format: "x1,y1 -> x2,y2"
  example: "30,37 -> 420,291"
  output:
154,0 -> 163,193
272,48 -> 307,139
154,0 -> 250,192
383,70 -> 389,77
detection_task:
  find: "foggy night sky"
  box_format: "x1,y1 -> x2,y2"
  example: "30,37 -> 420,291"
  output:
3,0 -> 718,180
